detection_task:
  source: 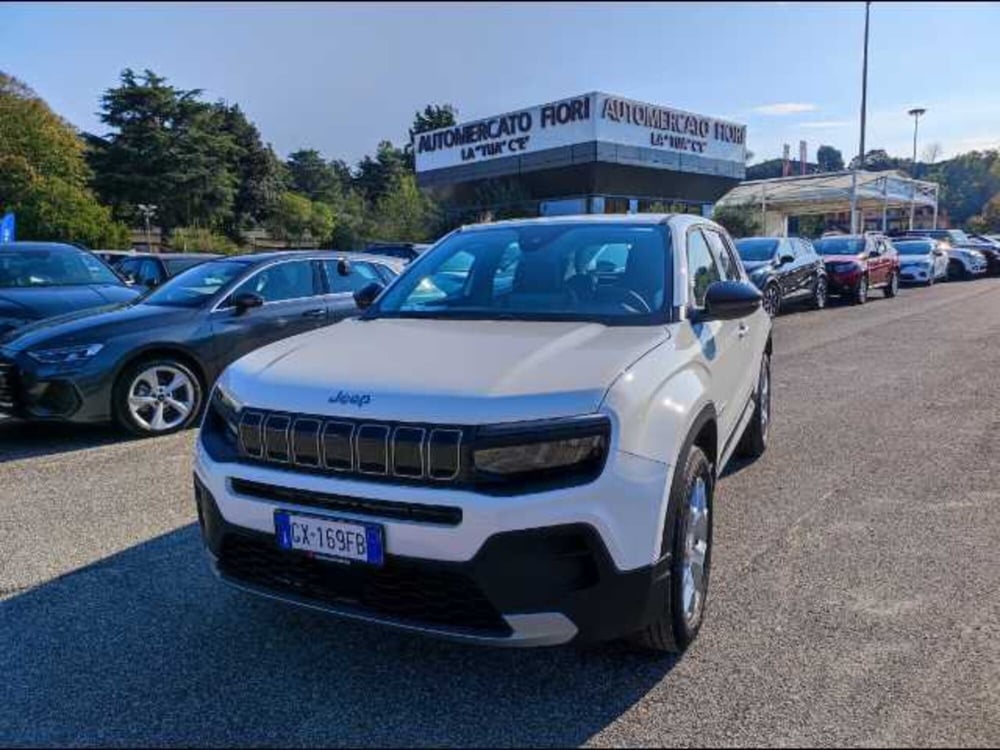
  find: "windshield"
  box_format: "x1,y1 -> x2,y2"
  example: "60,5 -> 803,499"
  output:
895,241 -> 933,255
0,248 -> 122,288
813,237 -> 866,256
371,222 -> 671,324
734,238 -> 779,262
141,259 -> 248,308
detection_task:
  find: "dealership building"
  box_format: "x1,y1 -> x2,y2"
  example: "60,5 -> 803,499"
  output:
414,92 -> 747,219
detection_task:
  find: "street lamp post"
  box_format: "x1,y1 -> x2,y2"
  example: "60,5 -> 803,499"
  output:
137,204 -> 157,252
908,107 -> 926,230
853,0 -> 872,233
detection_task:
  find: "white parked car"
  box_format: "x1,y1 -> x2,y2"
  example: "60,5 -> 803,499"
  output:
194,214 -> 772,653
947,246 -> 988,279
894,238 -> 949,285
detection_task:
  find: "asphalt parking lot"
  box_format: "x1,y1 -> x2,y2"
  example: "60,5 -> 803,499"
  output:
2,279 -> 999,747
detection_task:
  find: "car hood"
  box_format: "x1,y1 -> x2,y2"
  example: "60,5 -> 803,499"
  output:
899,255 -> 932,265
0,284 -> 139,322
223,318 -> 670,423
0,301 -> 195,352
741,260 -> 774,274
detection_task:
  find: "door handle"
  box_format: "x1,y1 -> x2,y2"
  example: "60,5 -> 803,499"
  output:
302,308 -> 326,319
738,322 -> 750,338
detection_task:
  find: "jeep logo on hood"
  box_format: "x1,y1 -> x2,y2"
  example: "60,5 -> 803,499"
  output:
329,390 -> 372,408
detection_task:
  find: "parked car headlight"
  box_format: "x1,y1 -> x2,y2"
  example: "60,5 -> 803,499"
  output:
27,343 -> 104,365
473,415 -> 610,484
210,382 -> 243,441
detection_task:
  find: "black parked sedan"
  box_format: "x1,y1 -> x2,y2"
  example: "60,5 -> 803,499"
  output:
0,251 -> 403,435
734,236 -> 828,316
0,242 -> 142,336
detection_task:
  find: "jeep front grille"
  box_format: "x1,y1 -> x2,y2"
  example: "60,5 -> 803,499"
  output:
238,409 -> 464,483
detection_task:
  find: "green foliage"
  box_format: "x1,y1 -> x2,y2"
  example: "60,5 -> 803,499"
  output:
968,194 -> 1000,233
170,226 -> 240,254
816,145 -> 845,172
0,71 -> 129,247
286,149 -> 343,204
711,203 -> 762,239
265,191 -> 336,246
354,141 -> 408,204
924,150 -> 999,228
369,174 -> 438,242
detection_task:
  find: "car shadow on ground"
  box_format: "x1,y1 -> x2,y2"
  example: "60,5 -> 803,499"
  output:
0,419 -> 140,464
0,525 -> 677,747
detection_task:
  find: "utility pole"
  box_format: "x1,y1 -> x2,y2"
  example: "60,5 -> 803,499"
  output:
908,107 -> 926,230
137,204 -> 158,252
853,0 -> 871,233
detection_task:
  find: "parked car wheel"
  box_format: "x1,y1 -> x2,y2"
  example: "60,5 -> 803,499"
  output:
632,444 -> 713,654
926,272 -> 935,287
884,271 -> 899,298
854,275 -> 869,305
812,276 -> 828,310
762,282 -> 781,318
737,352 -> 771,460
113,357 -> 204,436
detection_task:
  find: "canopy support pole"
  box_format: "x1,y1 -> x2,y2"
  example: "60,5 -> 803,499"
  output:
881,176 -> 889,232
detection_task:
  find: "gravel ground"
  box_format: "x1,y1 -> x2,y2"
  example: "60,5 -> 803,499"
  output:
1,278 -> 999,747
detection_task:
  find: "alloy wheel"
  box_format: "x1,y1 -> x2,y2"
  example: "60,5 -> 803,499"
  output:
127,364 -> 196,432
681,477 -> 710,629
815,277 -> 828,308
764,285 -> 781,317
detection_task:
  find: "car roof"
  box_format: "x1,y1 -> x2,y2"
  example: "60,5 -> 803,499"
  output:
118,252 -> 223,260
0,241 -> 87,252
459,214 -> 681,232
230,250 -> 404,267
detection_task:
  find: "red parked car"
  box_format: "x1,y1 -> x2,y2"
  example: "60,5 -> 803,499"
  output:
812,234 -> 900,304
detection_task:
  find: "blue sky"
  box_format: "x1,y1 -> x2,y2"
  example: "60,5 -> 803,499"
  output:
3,2 -> 998,166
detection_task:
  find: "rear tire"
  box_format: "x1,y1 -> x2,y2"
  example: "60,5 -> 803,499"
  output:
631,445 -> 713,654
736,352 -> 771,460
884,270 -> 899,298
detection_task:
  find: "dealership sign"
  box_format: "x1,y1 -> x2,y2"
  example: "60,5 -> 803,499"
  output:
414,92 -> 746,173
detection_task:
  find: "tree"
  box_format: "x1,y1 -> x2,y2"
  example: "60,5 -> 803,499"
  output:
86,69 -> 240,235
405,104 -> 457,169
217,103 -> 286,241
265,191 -> 335,246
816,145 -> 845,172
170,226 -> 239,254
0,71 -> 128,247
922,142 -> 943,165
710,203 -> 762,238
368,174 -> 437,242
354,140 -> 408,203
927,150 -> 999,227
286,149 -> 341,204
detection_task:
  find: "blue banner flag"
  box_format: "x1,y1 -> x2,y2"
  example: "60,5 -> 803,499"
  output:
0,213 -> 14,244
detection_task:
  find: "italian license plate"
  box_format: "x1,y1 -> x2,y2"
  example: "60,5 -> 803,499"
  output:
274,510 -> 384,566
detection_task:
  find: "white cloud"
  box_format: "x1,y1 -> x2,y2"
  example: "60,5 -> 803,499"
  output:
800,120 -> 852,129
751,102 -> 819,116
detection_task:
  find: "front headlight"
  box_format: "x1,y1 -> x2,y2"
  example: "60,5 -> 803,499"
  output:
27,343 -> 104,365
209,382 -> 243,441
472,415 -> 610,486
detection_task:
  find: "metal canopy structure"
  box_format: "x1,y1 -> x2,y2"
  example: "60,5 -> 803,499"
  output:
715,169 -> 939,234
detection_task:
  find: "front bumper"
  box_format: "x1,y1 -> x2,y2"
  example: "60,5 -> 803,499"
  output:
900,265 -> 933,282
0,352 -> 113,423
194,437 -> 673,647
826,269 -> 863,295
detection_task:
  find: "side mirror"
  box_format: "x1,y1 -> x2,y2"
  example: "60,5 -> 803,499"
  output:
698,281 -> 762,321
778,253 -> 795,266
353,281 -> 384,310
231,292 -> 264,314
337,258 -> 351,277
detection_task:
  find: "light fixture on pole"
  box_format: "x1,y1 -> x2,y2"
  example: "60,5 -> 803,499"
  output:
137,204 -> 157,252
852,0 -> 872,233
907,107 -> 926,230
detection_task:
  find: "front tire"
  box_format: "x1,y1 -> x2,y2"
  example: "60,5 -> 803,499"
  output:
812,276 -> 828,310
762,283 -> 781,318
632,445 -> 713,654
113,357 -> 204,436
884,270 -> 899,298
854,275 -> 869,304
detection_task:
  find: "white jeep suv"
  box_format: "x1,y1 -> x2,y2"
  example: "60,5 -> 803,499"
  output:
194,214 -> 772,653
